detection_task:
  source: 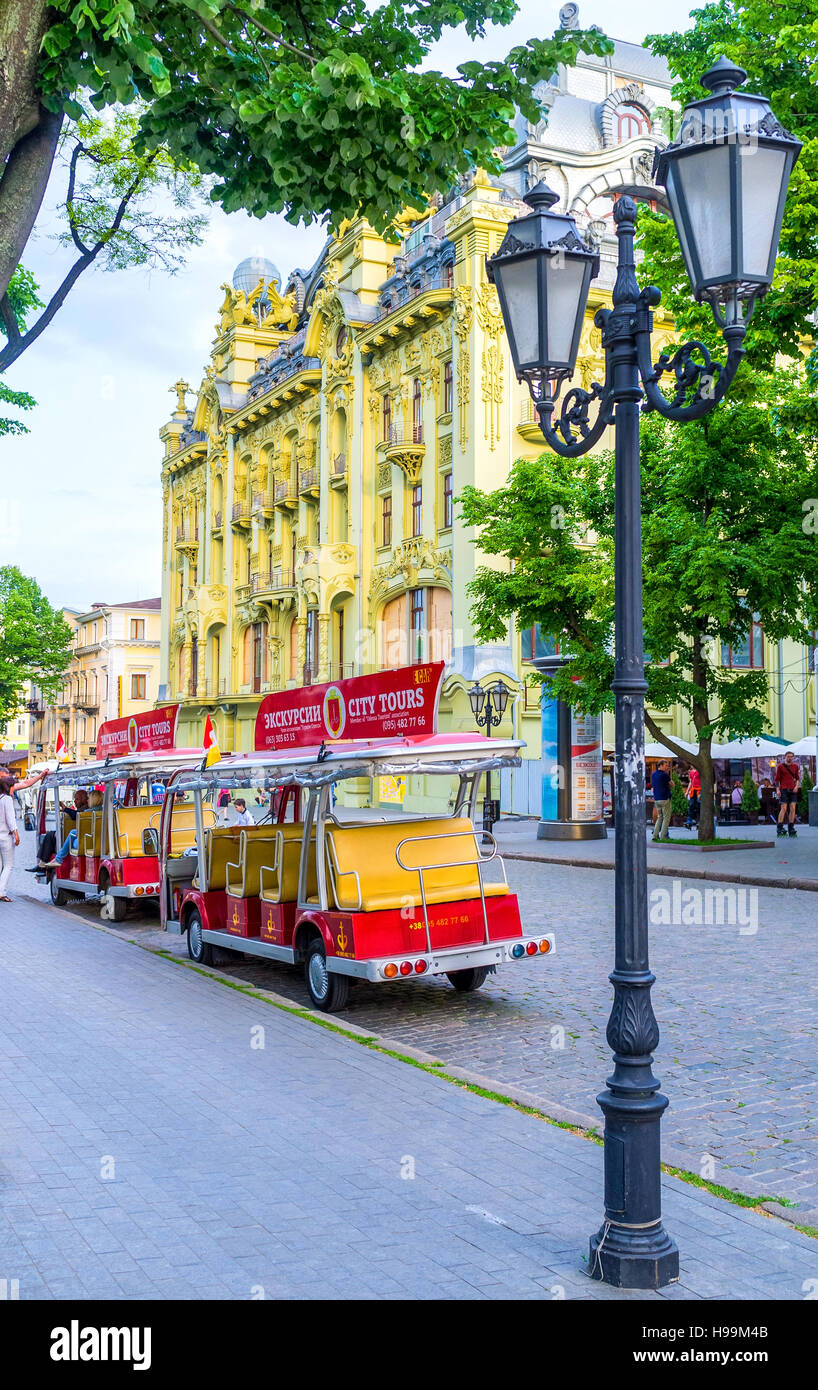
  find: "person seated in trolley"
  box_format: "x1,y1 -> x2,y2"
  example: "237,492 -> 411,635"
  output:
54,789 -> 103,864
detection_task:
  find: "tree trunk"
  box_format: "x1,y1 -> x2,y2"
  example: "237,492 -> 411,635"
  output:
698,741 -> 715,842
0,1 -> 62,303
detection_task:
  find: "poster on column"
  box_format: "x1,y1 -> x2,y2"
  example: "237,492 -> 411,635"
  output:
571,709 -> 603,820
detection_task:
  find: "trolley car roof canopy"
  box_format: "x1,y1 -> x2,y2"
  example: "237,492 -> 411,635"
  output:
41,749 -> 205,787
177,731 -> 523,792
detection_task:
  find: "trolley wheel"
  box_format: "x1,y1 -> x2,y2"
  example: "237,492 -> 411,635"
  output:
187,909 -> 213,966
304,939 -> 349,1013
100,890 -> 127,923
446,966 -> 490,993
49,874 -> 70,908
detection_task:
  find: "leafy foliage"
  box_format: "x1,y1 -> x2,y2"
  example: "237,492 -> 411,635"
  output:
0,266 -> 42,434
461,369 -> 818,838
0,108 -> 207,372
0,567 -> 74,725
55,108 -> 208,274
641,1 -> 818,369
798,766 -> 813,822
36,1 -> 613,232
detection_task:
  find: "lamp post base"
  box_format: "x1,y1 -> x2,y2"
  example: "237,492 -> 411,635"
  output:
537,819 -> 607,840
589,1220 -> 679,1289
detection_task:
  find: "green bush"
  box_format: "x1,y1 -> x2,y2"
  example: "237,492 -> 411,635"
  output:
798,766 -> 814,821
671,770 -> 689,818
741,768 -> 760,815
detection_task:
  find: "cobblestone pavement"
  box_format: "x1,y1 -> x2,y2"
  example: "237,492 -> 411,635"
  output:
13,827 -> 818,1214
2,866 -> 818,1300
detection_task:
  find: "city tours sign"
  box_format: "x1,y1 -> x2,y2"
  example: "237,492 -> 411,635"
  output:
254,663 -> 445,752
96,705 -> 180,759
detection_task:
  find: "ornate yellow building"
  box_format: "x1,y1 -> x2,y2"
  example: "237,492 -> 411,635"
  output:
158,25 -> 815,810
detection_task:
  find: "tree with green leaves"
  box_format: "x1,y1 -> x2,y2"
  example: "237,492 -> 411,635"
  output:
0,107 -> 207,373
0,567 -> 74,727
0,0 -> 612,317
461,364 -> 818,843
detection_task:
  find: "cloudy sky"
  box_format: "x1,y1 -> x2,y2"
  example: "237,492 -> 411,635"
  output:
1,1 -> 690,612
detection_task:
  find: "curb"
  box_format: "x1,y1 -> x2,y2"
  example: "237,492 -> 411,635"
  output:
502,850 -> 818,892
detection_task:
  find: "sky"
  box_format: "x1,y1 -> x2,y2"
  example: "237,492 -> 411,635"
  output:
0,1 -> 691,612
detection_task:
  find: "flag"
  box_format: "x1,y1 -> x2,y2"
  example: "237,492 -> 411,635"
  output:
55,729 -> 68,763
203,714 -> 221,768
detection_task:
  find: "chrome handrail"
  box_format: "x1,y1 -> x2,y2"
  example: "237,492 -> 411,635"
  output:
395,828 -> 503,949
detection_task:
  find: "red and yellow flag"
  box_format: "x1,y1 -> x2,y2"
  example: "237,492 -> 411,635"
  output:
203,714 -> 221,768
55,729 -> 67,763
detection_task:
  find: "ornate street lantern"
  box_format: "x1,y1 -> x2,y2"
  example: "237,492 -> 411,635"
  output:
490,680 -> 510,717
654,57 -> 801,325
468,682 -> 487,719
486,182 -> 599,390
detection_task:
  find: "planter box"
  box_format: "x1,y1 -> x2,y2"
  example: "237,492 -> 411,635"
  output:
648,839 -> 775,852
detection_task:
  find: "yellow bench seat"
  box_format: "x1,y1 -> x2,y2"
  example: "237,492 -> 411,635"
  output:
325,818 -> 507,913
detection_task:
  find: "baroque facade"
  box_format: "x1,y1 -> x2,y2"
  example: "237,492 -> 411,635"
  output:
158,21 -> 815,811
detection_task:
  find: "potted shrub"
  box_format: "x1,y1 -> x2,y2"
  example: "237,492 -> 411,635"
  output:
741,768 -> 760,825
798,766 -> 813,823
670,770 -> 689,827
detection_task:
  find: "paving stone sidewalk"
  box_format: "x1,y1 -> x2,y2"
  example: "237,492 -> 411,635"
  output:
1,862 -> 817,1299
494,820 -> 818,889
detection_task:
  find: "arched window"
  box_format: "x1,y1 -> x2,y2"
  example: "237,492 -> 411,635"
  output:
617,104 -> 649,141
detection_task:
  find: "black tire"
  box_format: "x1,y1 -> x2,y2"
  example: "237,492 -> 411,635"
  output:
187,909 -> 214,965
98,873 -> 128,923
304,938 -> 349,1012
446,966 -> 490,993
49,874 -> 69,908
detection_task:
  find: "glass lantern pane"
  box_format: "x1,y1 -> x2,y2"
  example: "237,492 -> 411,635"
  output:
493,257 -> 539,366
739,144 -> 788,281
544,256 -> 586,366
674,144 -> 732,286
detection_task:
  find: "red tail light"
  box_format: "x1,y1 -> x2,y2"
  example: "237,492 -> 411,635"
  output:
399,961 -> 413,976
415,960 -> 427,974
526,941 -> 537,956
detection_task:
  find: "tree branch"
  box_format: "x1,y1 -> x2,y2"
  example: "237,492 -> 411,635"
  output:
228,4 -> 314,62
0,152 -> 157,373
64,141 -> 92,257
644,710 -> 702,768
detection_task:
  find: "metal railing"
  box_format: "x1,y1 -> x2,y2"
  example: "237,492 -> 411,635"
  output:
256,568 -> 295,592
374,270 -> 453,323
298,467 -> 319,492
386,423 -> 423,447
332,452 -> 347,476
275,478 -> 296,503
213,510 -> 223,529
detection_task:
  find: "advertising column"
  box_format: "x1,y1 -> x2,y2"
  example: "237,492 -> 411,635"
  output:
534,654 -> 606,840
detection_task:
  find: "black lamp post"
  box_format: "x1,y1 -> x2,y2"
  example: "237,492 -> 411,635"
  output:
488,59 -> 800,1290
468,679 -> 510,836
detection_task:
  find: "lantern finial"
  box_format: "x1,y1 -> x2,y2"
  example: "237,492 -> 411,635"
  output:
699,56 -> 747,96
524,180 -> 561,212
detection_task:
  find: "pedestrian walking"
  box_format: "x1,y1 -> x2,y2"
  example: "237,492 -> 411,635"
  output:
233,798 -> 254,827
775,751 -> 801,837
0,779 -> 20,901
684,764 -> 700,830
650,759 -> 673,842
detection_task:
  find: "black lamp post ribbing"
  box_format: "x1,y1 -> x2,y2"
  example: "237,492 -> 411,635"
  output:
486,60 -> 800,1289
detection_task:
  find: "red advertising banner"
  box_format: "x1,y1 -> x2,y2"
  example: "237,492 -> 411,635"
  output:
96,705 -> 180,759
255,663 -> 444,752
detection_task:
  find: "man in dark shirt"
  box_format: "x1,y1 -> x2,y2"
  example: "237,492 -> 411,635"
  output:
774,752 -> 801,837
651,760 -> 673,842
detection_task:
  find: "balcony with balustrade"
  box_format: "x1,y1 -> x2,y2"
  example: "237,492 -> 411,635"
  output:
329,452 -> 347,488
274,476 -> 297,510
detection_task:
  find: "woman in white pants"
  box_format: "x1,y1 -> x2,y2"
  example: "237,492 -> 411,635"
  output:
0,779 -> 20,901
